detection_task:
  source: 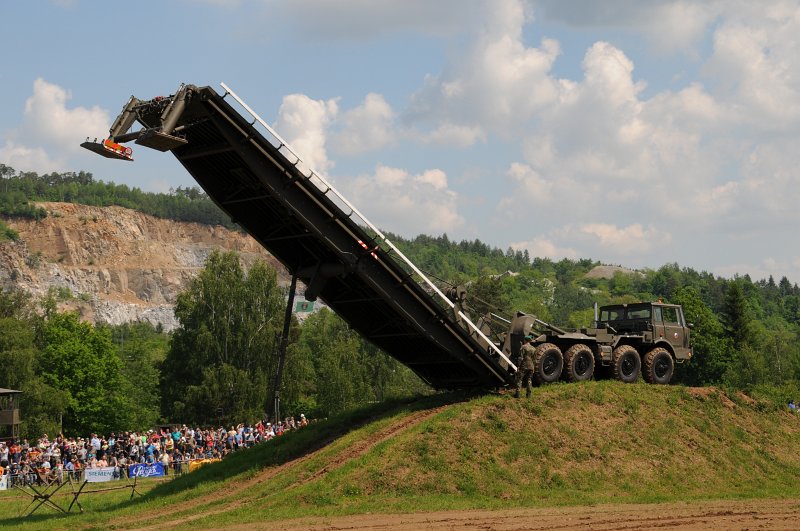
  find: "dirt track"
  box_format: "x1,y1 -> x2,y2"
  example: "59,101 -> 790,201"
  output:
274,498 -> 800,530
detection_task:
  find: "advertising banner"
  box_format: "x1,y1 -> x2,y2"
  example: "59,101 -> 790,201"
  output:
128,462 -> 165,478
85,466 -> 117,483
0,475 -> 8,490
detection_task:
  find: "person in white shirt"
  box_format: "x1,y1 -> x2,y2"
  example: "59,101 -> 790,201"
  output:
160,450 -> 170,475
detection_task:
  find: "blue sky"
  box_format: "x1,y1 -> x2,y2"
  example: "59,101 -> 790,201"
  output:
2,0 -> 800,285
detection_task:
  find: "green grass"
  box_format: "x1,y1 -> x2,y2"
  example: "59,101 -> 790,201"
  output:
0,218 -> 19,241
3,383 -> 800,529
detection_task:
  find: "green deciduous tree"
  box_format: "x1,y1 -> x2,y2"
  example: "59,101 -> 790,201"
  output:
674,286 -> 732,385
0,289 -> 66,438
161,250 -> 284,425
469,274 -> 511,317
107,321 -> 169,431
0,316 -> 66,438
183,363 -> 269,426
723,344 -> 770,391
39,312 -> 129,435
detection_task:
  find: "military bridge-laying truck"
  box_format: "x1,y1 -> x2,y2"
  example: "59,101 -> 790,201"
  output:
82,83 -> 692,391
448,285 -> 693,385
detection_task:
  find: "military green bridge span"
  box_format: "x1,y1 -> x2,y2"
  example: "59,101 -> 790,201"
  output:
82,83 -> 517,390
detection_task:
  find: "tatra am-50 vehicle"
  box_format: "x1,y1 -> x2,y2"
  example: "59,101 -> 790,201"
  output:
447,283 -> 694,386
83,83 -> 692,391
510,302 -> 692,385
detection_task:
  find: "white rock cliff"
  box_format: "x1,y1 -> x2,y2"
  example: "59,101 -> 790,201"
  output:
0,202 -> 286,331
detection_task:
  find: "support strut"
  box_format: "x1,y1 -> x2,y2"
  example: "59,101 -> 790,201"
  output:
272,268 -> 298,424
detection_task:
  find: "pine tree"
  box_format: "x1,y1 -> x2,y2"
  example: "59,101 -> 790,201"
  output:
722,280 -> 752,350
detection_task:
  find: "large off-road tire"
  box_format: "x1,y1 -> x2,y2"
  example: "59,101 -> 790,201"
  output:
564,343 -> 595,382
642,347 -> 674,384
612,345 -> 641,383
533,343 -> 564,384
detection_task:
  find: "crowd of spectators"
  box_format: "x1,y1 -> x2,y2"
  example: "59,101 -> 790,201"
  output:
0,414 -> 310,486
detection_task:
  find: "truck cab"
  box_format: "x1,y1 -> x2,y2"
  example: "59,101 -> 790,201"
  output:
597,302 -> 692,361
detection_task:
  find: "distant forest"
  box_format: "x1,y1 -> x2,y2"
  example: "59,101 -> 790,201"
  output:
2,163 -> 800,436
0,163 -> 237,229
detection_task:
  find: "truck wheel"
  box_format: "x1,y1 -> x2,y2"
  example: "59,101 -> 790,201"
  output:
533,343 -> 563,384
643,347 -> 674,384
612,345 -> 640,383
564,344 -> 594,382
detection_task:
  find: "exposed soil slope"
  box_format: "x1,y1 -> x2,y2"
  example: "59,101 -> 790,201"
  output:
0,202 -> 284,330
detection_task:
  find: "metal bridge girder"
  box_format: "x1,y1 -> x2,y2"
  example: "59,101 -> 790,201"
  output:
84,84 -> 515,389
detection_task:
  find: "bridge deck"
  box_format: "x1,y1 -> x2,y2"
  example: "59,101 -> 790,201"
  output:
128,85 -> 513,389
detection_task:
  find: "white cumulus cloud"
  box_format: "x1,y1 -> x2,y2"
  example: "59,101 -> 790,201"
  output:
338,164 -> 464,236
0,141 -> 61,174
21,78 -> 109,151
406,0 -> 561,136
1,78 -> 109,174
417,124 -> 487,148
331,93 -> 395,155
511,222 -> 671,265
705,3 -> 800,127
577,223 -> 671,255
273,93 -> 339,174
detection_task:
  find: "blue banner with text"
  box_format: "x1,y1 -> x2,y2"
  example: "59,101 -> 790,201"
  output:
128,462 -> 165,478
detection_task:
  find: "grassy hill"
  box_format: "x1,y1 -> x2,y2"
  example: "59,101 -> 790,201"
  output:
3,382 -> 800,529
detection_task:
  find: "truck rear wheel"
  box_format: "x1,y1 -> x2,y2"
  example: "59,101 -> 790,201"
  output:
612,345 -> 640,383
533,343 -> 563,384
643,347 -> 674,384
564,344 -> 594,382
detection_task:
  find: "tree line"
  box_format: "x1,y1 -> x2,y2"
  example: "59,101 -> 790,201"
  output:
0,164 -> 237,229
393,233 -> 800,397
3,245 -> 799,440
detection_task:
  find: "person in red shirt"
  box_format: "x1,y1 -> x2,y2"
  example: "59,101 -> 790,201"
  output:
9,441 -> 21,465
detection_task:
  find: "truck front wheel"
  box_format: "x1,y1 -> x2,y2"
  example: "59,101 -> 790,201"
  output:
533,343 -> 563,384
643,347 -> 674,384
564,344 -> 594,382
612,345 -> 640,383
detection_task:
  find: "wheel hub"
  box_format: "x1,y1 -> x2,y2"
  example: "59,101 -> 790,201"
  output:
575,354 -> 590,375
621,356 -> 636,376
543,353 -> 559,375
654,357 -> 670,377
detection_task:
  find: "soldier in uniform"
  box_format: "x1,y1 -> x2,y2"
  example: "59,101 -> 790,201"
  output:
515,335 -> 536,398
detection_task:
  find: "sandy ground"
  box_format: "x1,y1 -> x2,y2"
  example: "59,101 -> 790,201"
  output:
273,498 -> 800,530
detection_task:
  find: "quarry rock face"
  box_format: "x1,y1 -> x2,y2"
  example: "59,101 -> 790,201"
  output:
0,202 -> 285,331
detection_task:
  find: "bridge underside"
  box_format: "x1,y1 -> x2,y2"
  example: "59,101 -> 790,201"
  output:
114,85 -> 512,389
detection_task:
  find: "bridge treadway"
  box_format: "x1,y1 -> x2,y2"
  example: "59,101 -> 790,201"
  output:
124,85 -> 512,389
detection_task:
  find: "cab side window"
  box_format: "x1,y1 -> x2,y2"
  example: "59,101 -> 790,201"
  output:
662,307 -> 678,324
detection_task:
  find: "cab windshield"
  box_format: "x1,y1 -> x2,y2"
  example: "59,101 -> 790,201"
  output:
600,305 -> 651,321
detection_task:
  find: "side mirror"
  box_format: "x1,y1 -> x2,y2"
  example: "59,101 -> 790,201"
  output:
687,323 -> 695,329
